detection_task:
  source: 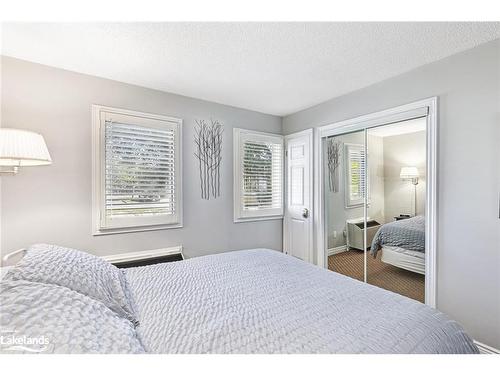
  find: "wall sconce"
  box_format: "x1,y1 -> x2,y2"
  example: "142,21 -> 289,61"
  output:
400,166 -> 419,216
0,128 -> 52,175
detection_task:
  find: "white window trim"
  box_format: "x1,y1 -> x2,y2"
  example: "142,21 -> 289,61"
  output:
233,128 -> 284,223
344,142 -> 370,208
92,105 -> 183,236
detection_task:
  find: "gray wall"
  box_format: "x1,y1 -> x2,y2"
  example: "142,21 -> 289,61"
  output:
0,56 -> 283,260
367,135 -> 386,229
283,39 -> 500,348
325,132 -> 385,249
382,131 -> 426,222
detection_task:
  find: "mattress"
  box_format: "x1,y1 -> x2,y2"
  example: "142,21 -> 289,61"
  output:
371,216 -> 425,257
124,249 -> 477,354
381,246 -> 425,275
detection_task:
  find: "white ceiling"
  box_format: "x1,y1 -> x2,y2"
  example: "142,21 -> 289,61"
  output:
2,22 -> 499,116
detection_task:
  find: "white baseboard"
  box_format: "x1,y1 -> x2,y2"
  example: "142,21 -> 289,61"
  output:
101,246 -> 183,265
474,340 -> 500,354
328,245 -> 347,256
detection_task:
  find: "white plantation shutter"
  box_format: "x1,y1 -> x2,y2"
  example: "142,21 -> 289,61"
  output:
345,143 -> 368,207
105,122 -> 176,216
242,140 -> 283,210
234,129 -> 283,221
93,106 -> 182,233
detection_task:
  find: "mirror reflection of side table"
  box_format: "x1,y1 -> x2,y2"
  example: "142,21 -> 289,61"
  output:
394,215 -> 411,221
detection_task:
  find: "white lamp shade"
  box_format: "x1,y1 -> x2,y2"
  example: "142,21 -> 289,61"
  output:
400,166 -> 419,179
0,128 -> 52,167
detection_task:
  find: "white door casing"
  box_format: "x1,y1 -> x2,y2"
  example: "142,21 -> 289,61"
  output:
314,97 -> 437,308
284,129 -> 313,262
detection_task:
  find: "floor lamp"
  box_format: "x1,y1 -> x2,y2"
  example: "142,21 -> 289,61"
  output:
400,167 -> 419,216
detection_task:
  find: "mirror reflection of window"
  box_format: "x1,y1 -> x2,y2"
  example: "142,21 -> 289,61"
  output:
344,143 -> 368,208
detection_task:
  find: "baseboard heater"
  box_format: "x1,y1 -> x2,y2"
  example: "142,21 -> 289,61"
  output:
101,246 -> 184,268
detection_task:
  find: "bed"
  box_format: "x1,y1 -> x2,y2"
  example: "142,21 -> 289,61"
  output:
370,216 -> 426,274
0,244 -> 478,354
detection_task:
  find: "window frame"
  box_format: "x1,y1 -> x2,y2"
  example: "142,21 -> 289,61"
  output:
233,128 -> 284,223
92,105 -> 183,235
344,142 -> 370,208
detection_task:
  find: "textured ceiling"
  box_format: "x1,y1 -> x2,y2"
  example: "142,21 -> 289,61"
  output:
2,22 -> 499,116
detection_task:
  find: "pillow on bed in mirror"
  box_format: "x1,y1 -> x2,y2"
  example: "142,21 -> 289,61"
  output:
3,243 -> 138,326
0,279 -> 145,354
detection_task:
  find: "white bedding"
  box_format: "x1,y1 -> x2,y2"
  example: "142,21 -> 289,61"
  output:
0,279 -> 145,354
124,248 -> 477,354
381,246 -> 425,274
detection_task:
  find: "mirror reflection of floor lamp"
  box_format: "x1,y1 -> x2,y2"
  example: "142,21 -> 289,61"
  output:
400,167 -> 419,216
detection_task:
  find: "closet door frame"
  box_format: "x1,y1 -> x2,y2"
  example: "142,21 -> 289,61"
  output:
314,97 -> 437,307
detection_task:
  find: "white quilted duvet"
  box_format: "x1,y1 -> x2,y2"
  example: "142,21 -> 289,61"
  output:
125,249 -> 478,354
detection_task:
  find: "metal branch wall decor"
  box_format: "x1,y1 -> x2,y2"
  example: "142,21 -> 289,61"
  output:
327,138 -> 342,192
194,119 -> 223,200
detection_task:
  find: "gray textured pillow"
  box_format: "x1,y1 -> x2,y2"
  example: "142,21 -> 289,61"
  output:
4,244 -> 138,325
0,279 -> 145,354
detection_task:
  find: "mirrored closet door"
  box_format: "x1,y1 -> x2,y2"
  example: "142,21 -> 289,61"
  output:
325,117 -> 427,303
324,129 -> 367,283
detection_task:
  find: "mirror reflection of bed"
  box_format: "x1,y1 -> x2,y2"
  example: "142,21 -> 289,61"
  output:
325,118 -> 426,303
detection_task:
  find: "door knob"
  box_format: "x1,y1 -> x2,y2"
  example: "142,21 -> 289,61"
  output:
302,208 -> 309,218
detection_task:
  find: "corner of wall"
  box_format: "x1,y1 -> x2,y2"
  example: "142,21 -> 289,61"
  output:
279,115 -> 286,136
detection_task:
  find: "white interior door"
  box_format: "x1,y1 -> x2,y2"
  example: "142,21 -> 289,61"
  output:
284,129 -> 313,262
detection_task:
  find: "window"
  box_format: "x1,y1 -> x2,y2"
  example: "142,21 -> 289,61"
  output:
233,128 -> 283,222
92,105 -> 182,234
344,143 -> 368,208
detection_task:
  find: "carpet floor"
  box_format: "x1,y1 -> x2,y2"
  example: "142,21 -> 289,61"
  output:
328,250 -> 425,303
